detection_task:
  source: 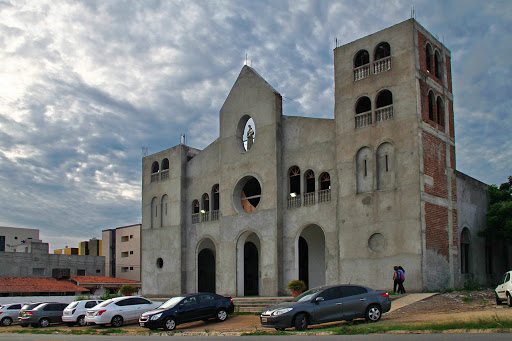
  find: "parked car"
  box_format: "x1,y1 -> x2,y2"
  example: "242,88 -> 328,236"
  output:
0,303 -> 24,326
62,300 -> 103,326
18,302 -> 68,327
495,270 -> 512,307
17,302 -> 47,327
139,293 -> 235,331
260,284 -> 391,331
85,296 -> 161,327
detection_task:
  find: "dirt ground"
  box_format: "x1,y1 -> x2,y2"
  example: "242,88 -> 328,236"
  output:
1,290 -> 511,335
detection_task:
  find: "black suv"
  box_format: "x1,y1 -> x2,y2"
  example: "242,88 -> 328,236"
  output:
18,302 -> 68,327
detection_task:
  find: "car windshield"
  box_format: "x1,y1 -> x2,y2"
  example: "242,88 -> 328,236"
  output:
96,300 -> 113,308
159,297 -> 185,309
67,302 -> 79,309
292,288 -> 324,302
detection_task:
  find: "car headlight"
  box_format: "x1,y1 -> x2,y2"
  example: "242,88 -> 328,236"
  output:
271,308 -> 293,316
150,313 -> 162,320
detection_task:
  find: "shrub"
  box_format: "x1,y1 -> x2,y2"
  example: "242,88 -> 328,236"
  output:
286,280 -> 306,292
119,284 -> 137,296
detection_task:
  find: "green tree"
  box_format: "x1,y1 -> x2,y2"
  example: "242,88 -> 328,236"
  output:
479,176 -> 512,241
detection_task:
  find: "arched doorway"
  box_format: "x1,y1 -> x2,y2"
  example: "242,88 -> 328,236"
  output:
297,224 -> 325,289
197,238 -> 216,293
237,231 -> 260,296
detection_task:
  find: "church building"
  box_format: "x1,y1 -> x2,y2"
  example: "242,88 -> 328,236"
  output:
140,19 -> 499,297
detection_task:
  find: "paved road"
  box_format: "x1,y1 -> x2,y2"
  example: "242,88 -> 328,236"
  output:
0,333 -> 510,341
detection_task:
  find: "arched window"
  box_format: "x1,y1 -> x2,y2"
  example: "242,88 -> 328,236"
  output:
151,197 -> 158,229
304,170 -> 315,206
192,200 -> 200,214
376,143 -> 395,190
355,96 -> 372,128
356,147 -> 373,193
428,91 -> 435,121
192,199 -> 200,224
305,170 -> 315,193
461,228 -> 471,274
151,161 -> 159,183
318,172 -> 331,203
354,50 -> 370,67
354,50 -> 370,81
161,194 -> 169,227
434,51 -> 441,79
375,90 -> 393,122
288,166 -> 301,208
426,44 -> 432,72
151,161 -> 159,173
162,158 -> 169,170
436,97 -> 444,126
374,42 -> 390,60
211,184 -> 219,221
201,193 -> 210,213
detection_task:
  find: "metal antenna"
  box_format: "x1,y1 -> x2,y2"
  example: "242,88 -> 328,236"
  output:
142,147 -> 148,157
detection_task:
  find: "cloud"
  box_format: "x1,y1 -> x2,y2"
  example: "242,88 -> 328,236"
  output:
0,0 -> 510,250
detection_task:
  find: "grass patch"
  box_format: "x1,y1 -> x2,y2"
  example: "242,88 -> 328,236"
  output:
462,296 -> 474,303
11,327 -> 128,336
232,311 -> 262,316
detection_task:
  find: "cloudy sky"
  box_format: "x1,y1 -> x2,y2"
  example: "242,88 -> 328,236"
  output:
1,0 -> 511,250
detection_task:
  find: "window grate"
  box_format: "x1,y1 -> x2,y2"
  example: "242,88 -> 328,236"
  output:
375,105 -> 394,122
160,170 -> 169,180
211,210 -> 219,221
354,64 -> 370,81
373,56 -> 392,74
287,195 -> 302,209
355,110 -> 372,128
151,173 -> 159,182
318,189 -> 331,203
303,192 -> 316,206
192,213 -> 200,224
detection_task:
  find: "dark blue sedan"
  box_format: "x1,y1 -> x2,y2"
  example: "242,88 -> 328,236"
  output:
261,284 -> 391,331
139,293 -> 234,331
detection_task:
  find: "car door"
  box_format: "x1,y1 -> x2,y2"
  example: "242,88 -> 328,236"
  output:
497,273 -> 510,300
114,298 -> 133,321
340,286 -> 369,319
312,287 -> 344,323
198,294 -> 216,318
176,296 -> 199,323
131,298 -> 153,321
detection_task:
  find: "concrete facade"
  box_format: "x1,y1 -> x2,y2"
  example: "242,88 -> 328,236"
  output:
0,226 -> 40,253
141,19 -> 490,297
0,240 -> 105,277
102,224 -> 141,281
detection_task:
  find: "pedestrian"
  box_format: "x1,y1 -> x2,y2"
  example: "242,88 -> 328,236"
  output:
397,266 -> 406,294
393,266 -> 400,293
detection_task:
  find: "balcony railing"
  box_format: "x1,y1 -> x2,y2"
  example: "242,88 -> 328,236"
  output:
287,195 -> 301,209
318,189 -> 331,203
354,64 -> 370,81
151,173 -> 159,183
355,110 -> 372,128
374,56 -> 391,74
201,211 -> 210,222
192,213 -> 200,224
303,192 -> 315,206
160,169 -> 169,180
375,105 -> 394,122
211,210 -> 219,221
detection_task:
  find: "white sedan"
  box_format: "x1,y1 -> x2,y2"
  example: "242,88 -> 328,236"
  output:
85,297 -> 161,327
62,300 -> 103,326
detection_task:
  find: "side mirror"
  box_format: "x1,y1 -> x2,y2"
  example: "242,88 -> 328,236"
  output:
315,297 -> 324,303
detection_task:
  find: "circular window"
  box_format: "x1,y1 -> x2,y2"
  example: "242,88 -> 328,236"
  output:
368,233 -> 385,252
233,176 -> 261,213
156,258 -> 164,268
236,115 -> 256,152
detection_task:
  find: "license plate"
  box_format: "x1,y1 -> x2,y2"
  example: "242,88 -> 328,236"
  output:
261,317 -> 267,323
140,323 -> 145,327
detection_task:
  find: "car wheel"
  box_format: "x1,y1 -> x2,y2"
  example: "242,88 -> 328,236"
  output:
1,317 -> 13,326
39,318 -> 50,328
216,308 -> 228,322
110,315 -> 123,328
163,317 -> 176,331
77,315 -> 86,327
496,294 -> 502,305
294,313 -> 308,331
365,304 -> 382,323
508,293 -> 512,308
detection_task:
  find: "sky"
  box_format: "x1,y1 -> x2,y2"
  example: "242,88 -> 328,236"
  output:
1,0 -> 511,251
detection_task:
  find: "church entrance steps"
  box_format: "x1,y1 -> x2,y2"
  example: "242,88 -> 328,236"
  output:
233,297 -> 291,313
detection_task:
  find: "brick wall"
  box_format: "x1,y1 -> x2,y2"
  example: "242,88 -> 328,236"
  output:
423,131 -> 447,198
425,202 -> 449,259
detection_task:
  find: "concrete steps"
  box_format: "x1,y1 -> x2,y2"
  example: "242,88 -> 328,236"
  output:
233,297 -> 292,313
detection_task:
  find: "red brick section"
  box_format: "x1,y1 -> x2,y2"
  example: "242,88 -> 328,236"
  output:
448,100 -> 455,139
452,209 -> 458,247
417,31 -> 442,86
423,131 -> 447,198
446,55 -> 453,93
425,202 -> 449,259
0,277 -> 88,294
